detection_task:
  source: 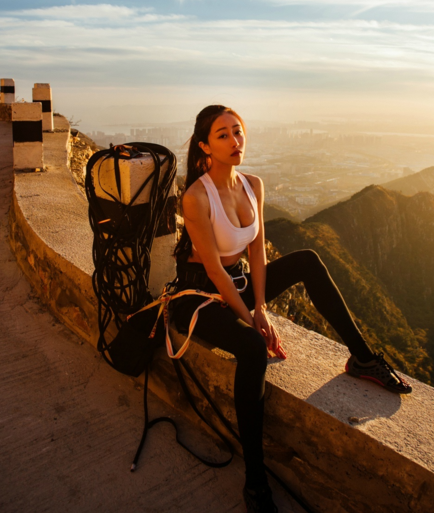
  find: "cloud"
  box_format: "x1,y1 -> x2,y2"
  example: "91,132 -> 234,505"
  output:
5,3 -> 190,24
260,0 -> 434,16
2,4 -> 434,109
264,0 -> 434,7
5,4 -> 153,19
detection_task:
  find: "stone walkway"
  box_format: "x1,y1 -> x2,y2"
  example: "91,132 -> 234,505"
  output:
0,151 -> 300,511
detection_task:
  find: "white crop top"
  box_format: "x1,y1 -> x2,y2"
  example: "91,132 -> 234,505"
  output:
198,171 -> 260,257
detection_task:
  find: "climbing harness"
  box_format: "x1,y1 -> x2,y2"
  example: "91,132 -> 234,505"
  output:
129,282 -> 227,361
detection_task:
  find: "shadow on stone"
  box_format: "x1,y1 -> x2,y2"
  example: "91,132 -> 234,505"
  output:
306,373 -> 402,426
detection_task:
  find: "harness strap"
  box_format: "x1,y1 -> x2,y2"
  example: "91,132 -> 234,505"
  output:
127,288 -> 226,360
176,260 -> 247,291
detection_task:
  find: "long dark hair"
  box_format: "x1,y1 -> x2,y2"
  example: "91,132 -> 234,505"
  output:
174,105 -> 245,261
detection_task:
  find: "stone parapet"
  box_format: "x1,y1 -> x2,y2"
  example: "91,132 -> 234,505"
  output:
9,115 -> 97,343
12,102 -> 43,170
7,115 -> 434,513
156,324 -> 434,513
1,78 -> 15,103
32,83 -> 54,132
0,104 -> 13,168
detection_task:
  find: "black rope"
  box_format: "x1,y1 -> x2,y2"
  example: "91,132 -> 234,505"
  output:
85,142 -> 177,367
131,357 -> 235,472
132,350 -> 314,512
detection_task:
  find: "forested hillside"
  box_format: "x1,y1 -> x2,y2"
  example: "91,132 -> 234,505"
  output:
307,185 -> 434,333
265,212 -> 433,384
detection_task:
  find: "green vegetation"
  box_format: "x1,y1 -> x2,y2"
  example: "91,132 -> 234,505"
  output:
308,185 -> 434,335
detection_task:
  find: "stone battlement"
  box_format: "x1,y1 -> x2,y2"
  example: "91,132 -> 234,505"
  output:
4,113 -> 434,513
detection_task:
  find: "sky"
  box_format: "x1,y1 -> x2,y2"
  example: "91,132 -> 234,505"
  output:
2,0 -> 434,132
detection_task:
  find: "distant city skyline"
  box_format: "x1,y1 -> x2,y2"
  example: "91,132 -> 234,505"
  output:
2,1 -> 434,132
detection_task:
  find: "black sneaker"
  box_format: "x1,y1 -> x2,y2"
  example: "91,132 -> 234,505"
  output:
243,483 -> 278,513
345,352 -> 412,394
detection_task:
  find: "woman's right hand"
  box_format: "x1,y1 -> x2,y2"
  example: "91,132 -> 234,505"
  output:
253,306 -> 286,359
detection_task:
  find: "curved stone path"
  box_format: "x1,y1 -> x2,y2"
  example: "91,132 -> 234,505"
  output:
0,155 -> 299,512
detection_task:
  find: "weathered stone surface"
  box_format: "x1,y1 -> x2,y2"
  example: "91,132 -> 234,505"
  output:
0,103 -> 12,122
11,101 -> 42,121
0,118 -> 13,167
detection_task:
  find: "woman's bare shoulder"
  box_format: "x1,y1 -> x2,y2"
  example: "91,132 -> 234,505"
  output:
240,172 -> 263,189
239,172 -> 264,200
182,178 -> 209,218
183,178 -> 208,202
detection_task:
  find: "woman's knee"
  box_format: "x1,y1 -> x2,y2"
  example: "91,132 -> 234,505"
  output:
249,331 -> 268,363
236,328 -> 268,371
298,249 -> 322,266
297,249 -> 328,277
278,249 -> 323,270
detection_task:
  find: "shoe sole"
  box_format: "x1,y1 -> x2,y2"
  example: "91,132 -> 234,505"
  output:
345,362 -> 412,395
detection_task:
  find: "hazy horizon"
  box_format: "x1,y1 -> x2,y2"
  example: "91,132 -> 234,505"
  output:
2,1 -> 434,132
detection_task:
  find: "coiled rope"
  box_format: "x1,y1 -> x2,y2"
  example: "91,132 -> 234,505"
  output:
85,142 -> 177,365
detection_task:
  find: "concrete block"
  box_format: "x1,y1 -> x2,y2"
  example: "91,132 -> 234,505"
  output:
13,142 -> 43,171
0,119 -> 13,168
149,232 -> 177,296
11,102 -> 43,170
92,149 -> 177,298
0,78 -> 15,103
32,83 -> 53,132
94,152 -> 175,204
11,102 -> 42,122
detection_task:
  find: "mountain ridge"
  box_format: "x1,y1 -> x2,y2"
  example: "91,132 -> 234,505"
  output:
265,184 -> 434,383
383,165 -> 434,196
307,185 -> 434,332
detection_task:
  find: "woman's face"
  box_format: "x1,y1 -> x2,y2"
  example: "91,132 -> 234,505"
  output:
199,112 -> 246,168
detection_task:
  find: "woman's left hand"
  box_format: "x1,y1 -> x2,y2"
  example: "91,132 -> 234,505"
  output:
253,305 -> 286,359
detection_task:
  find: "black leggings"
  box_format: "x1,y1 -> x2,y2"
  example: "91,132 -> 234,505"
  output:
171,250 -> 372,487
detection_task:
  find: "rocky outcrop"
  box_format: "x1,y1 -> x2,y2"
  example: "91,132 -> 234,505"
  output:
263,202 -> 299,223
68,129 -> 102,194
